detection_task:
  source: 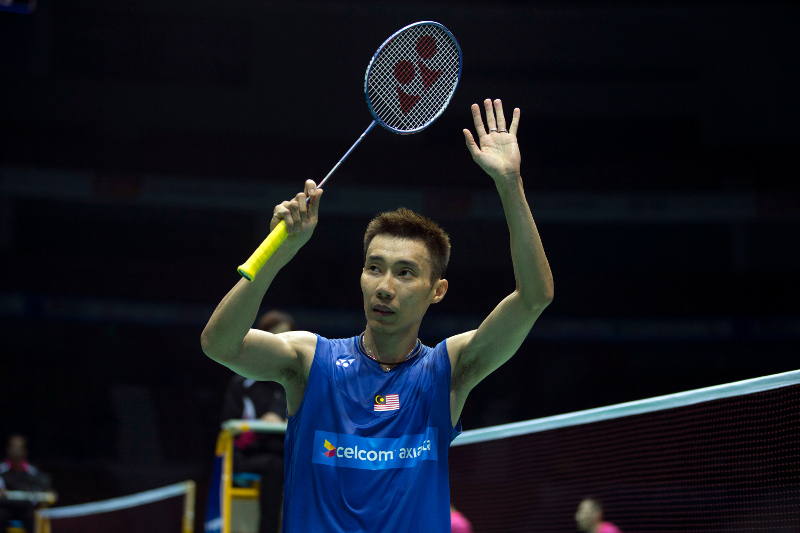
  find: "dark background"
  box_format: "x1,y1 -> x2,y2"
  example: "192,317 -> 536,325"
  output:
1,0 -> 798,525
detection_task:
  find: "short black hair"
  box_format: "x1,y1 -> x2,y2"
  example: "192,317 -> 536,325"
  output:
363,208 -> 451,281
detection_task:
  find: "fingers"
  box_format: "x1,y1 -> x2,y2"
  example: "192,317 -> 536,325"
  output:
272,181 -> 323,235
273,196 -> 302,234
472,99 -> 519,137
463,128 -> 481,158
470,103 -> 487,137
271,199 -> 297,233
293,191 -> 307,222
308,187 -> 323,219
509,107 -> 521,136
304,179 -> 317,199
483,99 -> 497,132
305,178 -> 323,219
493,99 -> 506,131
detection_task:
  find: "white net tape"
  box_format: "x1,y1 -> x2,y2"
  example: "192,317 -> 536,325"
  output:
37,481 -> 192,520
35,480 -> 194,533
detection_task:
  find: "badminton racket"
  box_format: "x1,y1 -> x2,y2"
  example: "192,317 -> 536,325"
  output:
238,21 -> 462,281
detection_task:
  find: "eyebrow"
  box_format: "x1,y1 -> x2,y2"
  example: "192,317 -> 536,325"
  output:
366,255 -> 421,270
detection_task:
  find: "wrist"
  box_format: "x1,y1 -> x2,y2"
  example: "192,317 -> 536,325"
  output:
493,172 -> 522,190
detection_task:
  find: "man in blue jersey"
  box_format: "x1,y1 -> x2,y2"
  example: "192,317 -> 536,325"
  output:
202,99 -> 554,532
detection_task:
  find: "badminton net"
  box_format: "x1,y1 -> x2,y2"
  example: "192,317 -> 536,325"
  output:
450,370 -> 800,532
35,480 -> 195,533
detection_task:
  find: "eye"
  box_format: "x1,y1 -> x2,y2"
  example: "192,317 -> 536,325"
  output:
399,269 -> 414,278
367,265 -> 380,273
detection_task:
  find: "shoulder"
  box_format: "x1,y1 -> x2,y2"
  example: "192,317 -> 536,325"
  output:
283,330 -> 318,356
426,338 -> 451,366
282,332 -> 360,372
280,330 -> 319,377
309,335 -> 359,365
446,330 -> 476,354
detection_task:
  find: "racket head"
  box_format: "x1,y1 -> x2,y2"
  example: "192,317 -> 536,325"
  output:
364,21 -> 463,135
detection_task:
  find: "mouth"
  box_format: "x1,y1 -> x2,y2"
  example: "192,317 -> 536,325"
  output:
372,304 -> 395,317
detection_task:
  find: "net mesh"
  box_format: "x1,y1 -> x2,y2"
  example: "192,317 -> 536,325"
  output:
365,22 -> 460,133
450,378 -> 800,532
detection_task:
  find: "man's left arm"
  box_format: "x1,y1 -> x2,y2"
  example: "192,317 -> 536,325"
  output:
449,99 -> 554,413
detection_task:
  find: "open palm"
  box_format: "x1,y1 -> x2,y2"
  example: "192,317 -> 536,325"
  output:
463,99 -> 522,181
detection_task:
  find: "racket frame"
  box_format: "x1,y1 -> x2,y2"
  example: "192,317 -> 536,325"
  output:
364,20 -> 463,136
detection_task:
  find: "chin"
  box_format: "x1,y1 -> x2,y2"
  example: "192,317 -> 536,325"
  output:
366,315 -> 402,333
367,316 -> 391,328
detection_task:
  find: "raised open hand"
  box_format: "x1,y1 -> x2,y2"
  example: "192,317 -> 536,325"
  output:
463,99 -> 521,182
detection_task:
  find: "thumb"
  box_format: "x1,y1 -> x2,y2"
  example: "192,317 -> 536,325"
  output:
463,129 -> 481,158
309,188 -> 323,218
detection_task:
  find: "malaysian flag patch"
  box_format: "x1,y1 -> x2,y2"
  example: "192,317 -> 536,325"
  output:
374,394 -> 400,411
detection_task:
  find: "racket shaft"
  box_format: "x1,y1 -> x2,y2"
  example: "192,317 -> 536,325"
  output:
239,121 -> 377,280
317,120 -> 377,189
237,220 -> 288,281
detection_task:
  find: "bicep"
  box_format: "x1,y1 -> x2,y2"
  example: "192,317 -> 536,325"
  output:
225,330 -> 313,386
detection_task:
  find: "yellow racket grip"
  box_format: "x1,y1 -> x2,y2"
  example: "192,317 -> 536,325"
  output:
237,220 -> 289,281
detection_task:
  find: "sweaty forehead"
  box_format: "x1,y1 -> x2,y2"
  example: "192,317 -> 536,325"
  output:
366,235 -> 432,268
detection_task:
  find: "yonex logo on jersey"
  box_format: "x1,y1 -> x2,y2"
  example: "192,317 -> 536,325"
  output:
313,429 -> 438,471
336,357 -> 355,368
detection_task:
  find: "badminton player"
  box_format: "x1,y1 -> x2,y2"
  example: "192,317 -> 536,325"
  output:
202,99 -> 554,532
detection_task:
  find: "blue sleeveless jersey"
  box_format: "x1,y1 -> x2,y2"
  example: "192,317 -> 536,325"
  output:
282,335 -> 461,533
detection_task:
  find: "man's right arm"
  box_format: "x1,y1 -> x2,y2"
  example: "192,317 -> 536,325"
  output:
201,180 -> 322,411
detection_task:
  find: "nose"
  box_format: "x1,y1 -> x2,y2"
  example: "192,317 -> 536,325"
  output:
376,273 -> 395,300
376,288 -> 394,300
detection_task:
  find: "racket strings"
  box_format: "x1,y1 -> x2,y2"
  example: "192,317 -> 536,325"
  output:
367,23 -> 461,133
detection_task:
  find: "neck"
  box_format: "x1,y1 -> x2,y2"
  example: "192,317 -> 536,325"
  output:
363,326 -> 420,364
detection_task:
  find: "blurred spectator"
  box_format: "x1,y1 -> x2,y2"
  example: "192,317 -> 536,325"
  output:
0,434 -> 53,533
450,504 -> 474,533
575,498 -> 622,533
221,310 -> 293,533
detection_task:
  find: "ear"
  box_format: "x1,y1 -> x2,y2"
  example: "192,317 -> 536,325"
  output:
430,278 -> 448,304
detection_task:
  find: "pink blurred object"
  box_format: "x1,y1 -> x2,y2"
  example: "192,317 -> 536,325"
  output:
234,431 -> 258,450
451,509 -> 473,533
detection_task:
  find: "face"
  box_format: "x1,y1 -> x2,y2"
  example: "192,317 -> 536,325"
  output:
7,436 -> 27,462
361,235 -> 447,334
575,500 -> 600,531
